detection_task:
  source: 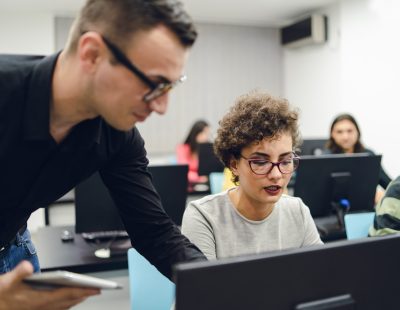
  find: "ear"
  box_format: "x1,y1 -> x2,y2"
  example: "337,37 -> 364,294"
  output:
229,157 -> 239,177
77,32 -> 105,74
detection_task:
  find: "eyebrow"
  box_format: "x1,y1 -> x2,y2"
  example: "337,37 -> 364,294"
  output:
248,151 -> 293,158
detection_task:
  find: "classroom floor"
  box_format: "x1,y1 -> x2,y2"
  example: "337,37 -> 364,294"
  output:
73,270 -> 130,310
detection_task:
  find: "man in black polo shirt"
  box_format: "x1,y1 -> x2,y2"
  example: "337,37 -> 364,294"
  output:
0,0 -> 205,308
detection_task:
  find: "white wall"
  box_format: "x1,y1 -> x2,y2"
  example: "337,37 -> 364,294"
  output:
283,0 -> 399,178
0,11 -> 55,231
283,2 -> 341,138
0,12 -> 54,54
137,23 -> 283,154
340,0 -> 400,178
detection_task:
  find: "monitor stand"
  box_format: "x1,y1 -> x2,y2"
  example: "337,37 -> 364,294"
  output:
314,215 -> 346,242
316,172 -> 352,242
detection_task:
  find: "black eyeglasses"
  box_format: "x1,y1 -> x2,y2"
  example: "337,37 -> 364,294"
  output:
101,35 -> 186,103
241,153 -> 300,175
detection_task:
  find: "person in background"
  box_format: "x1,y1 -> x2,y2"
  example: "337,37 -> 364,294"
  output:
181,91 -> 323,260
369,176 -> 400,237
325,113 -> 392,202
0,0 -> 206,308
176,120 -> 211,186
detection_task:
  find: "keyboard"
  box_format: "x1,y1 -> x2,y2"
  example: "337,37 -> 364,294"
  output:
81,230 -> 129,241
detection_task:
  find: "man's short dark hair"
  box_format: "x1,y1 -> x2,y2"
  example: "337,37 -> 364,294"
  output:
66,0 -> 197,53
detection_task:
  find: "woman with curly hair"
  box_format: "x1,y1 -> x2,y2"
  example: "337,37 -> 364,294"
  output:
181,91 -> 322,260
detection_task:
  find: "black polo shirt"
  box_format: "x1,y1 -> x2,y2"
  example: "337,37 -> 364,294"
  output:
0,53 -> 205,278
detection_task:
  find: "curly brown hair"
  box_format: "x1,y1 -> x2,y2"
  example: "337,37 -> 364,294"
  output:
214,91 -> 301,183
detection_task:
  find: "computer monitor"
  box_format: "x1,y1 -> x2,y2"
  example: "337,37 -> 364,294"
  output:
298,138 -> 327,155
174,234 -> 400,310
75,164 -> 189,234
146,164 -> 188,226
293,154 -> 381,218
197,143 -> 224,176
75,171 -> 125,233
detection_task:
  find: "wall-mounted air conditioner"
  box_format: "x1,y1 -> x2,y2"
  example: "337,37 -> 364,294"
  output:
280,14 -> 327,48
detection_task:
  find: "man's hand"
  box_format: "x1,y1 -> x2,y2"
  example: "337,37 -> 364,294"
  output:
0,261 -> 100,310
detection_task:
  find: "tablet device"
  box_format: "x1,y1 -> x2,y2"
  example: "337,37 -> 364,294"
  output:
24,270 -> 122,290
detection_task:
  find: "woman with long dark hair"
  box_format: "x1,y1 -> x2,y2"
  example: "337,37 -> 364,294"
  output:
177,120 -> 210,185
326,113 -> 391,192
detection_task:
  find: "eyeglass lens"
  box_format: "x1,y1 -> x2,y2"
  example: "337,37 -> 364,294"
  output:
249,157 -> 299,175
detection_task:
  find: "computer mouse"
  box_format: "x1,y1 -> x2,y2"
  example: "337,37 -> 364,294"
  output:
61,230 -> 74,242
94,248 -> 111,259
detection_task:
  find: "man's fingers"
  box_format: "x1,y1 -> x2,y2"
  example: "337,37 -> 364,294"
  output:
41,288 -> 100,310
51,297 -> 89,310
1,261 -> 33,287
51,287 -> 100,300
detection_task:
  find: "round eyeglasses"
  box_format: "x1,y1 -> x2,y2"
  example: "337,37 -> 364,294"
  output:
241,153 -> 300,175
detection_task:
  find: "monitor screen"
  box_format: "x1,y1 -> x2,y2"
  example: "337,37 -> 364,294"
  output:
75,164 -> 188,233
293,154 -> 381,218
75,171 -> 125,233
197,142 -> 224,176
146,164 -> 188,226
174,234 -> 400,310
298,138 -> 327,155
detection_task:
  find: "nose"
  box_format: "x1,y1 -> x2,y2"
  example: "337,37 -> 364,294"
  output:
342,133 -> 350,141
267,164 -> 283,180
148,94 -> 168,115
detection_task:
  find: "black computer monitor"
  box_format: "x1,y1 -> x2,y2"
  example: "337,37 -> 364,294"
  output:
75,171 -> 125,233
298,138 -> 327,155
146,164 -> 188,226
75,164 -> 188,234
293,154 -> 381,218
197,142 -> 224,176
174,234 -> 400,310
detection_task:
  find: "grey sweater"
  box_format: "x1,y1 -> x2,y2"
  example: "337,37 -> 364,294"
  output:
181,189 -> 323,260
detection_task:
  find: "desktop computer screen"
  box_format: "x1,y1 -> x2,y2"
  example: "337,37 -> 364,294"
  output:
75,171 -> 125,233
75,164 -> 188,235
174,234 -> 400,310
197,143 -> 224,176
298,138 -> 327,155
293,154 -> 381,218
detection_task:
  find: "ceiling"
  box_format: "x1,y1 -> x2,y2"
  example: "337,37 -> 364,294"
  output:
183,0 -> 337,26
0,0 -> 337,27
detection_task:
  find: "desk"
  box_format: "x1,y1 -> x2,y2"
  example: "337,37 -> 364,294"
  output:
32,225 -> 131,310
32,225 -> 128,273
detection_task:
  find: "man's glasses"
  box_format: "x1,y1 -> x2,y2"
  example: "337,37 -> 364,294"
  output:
241,153 -> 300,175
101,35 -> 186,102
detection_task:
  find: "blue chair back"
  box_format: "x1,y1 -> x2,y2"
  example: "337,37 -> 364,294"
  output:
209,172 -> 224,194
128,248 -> 175,310
344,212 -> 375,240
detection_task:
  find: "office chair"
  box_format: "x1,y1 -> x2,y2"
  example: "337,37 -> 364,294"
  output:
209,172 -> 224,194
128,248 -> 175,310
344,212 -> 375,240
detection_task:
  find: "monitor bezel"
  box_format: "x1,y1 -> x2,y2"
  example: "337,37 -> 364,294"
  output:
174,234 -> 400,310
